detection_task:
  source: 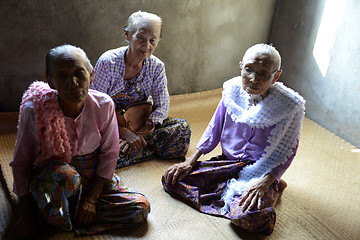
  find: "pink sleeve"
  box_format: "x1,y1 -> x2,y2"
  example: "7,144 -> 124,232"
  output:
9,102 -> 38,196
95,100 -> 120,179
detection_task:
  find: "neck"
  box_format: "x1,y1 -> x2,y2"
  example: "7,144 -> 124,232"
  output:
58,98 -> 84,118
125,48 -> 143,69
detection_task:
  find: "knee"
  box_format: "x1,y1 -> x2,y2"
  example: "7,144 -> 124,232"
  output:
178,118 -> 191,133
134,194 -> 150,223
31,162 -> 81,197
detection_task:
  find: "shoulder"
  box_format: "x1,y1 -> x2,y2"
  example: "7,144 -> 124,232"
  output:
270,82 -> 305,110
223,76 -> 242,91
222,76 -> 245,101
97,47 -> 127,64
145,54 -> 165,69
87,90 -> 114,109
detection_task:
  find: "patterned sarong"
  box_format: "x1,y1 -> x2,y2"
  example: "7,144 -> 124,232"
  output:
162,155 -> 280,235
30,149 -> 150,235
117,117 -> 191,168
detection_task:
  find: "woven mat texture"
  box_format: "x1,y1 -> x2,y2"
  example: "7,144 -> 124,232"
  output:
0,88 -> 359,240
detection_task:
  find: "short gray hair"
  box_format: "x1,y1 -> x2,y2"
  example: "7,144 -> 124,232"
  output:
45,44 -> 93,76
242,43 -> 281,71
124,10 -> 163,37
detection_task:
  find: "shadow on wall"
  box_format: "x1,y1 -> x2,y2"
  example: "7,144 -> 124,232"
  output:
270,0 -> 360,148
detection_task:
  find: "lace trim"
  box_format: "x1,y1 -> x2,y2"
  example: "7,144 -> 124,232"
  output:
220,77 -> 305,213
222,77 -> 304,129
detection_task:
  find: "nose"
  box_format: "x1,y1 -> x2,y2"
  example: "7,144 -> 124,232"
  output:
145,40 -> 151,49
249,74 -> 260,83
69,76 -> 79,88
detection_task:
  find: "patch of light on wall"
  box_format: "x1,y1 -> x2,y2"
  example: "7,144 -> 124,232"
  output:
312,0 -> 347,77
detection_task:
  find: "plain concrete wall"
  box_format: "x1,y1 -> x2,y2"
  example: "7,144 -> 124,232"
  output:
270,0 -> 360,148
0,0 -> 275,112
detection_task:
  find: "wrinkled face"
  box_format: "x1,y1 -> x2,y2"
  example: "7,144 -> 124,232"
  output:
46,52 -> 93,108
126,19 -> 161,60
241,52 -> 281,96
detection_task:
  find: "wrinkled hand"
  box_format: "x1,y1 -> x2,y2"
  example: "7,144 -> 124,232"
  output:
14,195 -> 36,239
238,175 -> 275,212
119,138 -> 131,154
75,198 -> 97,226
164,161 -> 193,185
119,127 -> 147,151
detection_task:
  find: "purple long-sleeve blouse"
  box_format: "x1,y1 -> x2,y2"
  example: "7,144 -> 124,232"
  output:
196,98 -> 295,181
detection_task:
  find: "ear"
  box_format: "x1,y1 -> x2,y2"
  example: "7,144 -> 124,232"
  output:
124,30 -> 131,41
90,69 -> 94,84
46,75 -> 56,89
271,70 -> 282,84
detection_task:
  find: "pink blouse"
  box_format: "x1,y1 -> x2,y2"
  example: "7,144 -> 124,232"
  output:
10,90 -> 120,196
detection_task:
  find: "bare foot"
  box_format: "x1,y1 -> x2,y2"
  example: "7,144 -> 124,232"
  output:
278,179 -> 287,192
273,179 -> 287,207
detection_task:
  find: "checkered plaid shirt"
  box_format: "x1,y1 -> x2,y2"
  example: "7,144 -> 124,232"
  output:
91,46 -> 170,124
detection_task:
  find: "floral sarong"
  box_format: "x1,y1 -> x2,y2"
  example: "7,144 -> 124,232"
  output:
117,117 -> 191,168
30,149 -> 150,235
162,155 -> 280,235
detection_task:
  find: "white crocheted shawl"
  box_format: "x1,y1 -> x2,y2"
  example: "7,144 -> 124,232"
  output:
220,77 -> 305,212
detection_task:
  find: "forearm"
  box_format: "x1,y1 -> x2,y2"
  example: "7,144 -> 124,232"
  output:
185,149 -> 203,166
262,174 -> 277,188
84,176 -> 107,203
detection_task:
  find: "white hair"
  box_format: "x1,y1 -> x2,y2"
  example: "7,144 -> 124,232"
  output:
124,10 -> 163,37
242,43 -> 281,71
45,44 -> 93,76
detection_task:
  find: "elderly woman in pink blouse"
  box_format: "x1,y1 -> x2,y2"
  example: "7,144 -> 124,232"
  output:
163,43 -> 305,235
10,45 -> 149,238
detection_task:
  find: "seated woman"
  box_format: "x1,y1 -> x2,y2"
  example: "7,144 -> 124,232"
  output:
91,10 -> 191,168
10,44 -> 150,238
163,43 -> 305,235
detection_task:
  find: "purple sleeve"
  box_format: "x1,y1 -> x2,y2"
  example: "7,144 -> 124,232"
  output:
92,53 -> 111,94
196,98 -> 225,154
149,63 -> 169,124
268,142 -> 299,181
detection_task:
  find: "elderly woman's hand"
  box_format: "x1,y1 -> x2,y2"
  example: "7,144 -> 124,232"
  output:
119,126 -> 147,152
76,197 -> 97,225
238,175 -> 276,212
164,161 -> 193,185
164,149 -> 203,185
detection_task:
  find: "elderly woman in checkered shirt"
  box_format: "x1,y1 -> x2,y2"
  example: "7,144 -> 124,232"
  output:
91,11 -> 191,168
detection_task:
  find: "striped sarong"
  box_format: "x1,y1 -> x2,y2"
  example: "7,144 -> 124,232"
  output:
30,149 -> 150,235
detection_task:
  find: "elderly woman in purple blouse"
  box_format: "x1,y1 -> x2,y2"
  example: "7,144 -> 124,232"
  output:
163,43 -> 305,235
91,11 -> 191,168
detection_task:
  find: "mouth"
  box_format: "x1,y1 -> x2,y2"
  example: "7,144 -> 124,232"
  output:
246,84 -> 259,91
67,91 -> 83,98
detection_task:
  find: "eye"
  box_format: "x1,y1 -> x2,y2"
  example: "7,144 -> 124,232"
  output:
75,70 -> 86,79
244,66 -> 254,73
259,70 -> 269,78
58,72 -> 69,79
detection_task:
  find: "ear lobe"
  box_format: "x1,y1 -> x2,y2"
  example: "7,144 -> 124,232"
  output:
124,30 -> 130,41
46,75 -> 56,89
90,69 -> 94,84
272,70 -> 283,84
